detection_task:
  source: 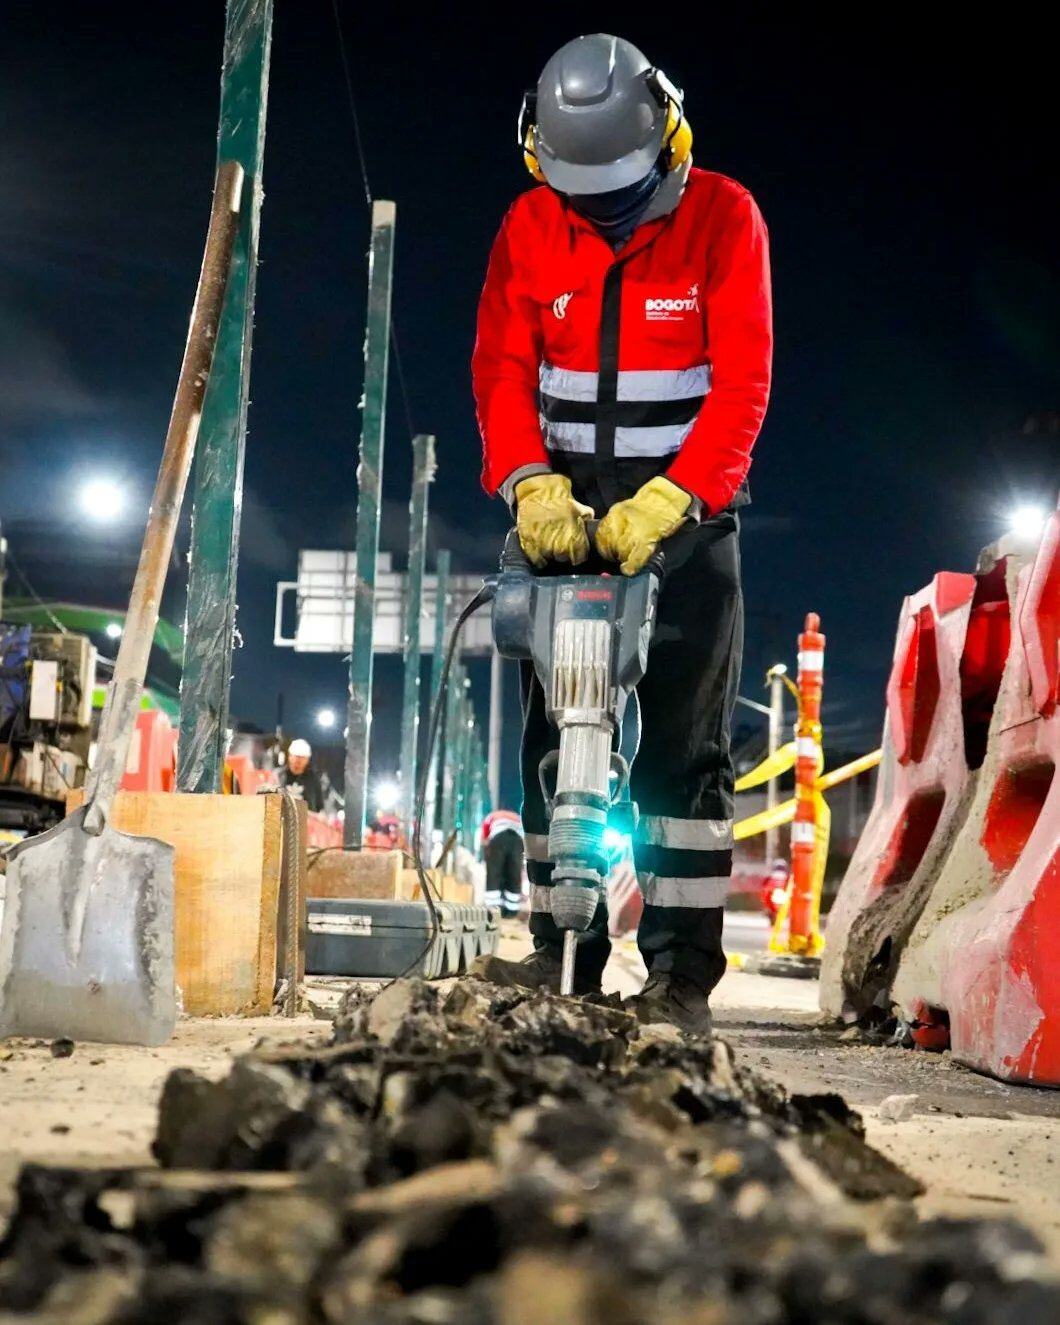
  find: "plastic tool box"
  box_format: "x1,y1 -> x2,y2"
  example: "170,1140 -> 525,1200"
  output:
305,898 -> 501,979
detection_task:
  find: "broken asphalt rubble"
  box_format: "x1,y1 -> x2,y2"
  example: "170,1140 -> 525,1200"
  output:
1,979 -> 1057,1322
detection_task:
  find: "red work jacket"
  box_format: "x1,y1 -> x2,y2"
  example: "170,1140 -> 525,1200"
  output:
472,167 -> 772,515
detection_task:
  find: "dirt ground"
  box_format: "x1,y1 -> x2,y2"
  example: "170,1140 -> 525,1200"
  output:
0,923 -> 1057,1267
606,936 -> 1060,1262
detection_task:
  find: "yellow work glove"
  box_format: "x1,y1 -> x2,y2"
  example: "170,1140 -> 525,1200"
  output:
595,475 -> 692,575
514,473 -> 594,568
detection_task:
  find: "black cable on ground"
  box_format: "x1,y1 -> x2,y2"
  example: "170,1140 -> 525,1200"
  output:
329,0 -> 419,445
392,584 -> 494,982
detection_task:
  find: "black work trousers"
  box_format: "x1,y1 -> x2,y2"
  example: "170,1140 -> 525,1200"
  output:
520,511 -> 743,995
484,829 -> 525,903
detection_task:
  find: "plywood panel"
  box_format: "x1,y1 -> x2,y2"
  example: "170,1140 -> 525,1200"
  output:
67,790 -> 282,1016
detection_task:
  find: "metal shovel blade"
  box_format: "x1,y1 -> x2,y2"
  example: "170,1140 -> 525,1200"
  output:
0,807 -> 176,1046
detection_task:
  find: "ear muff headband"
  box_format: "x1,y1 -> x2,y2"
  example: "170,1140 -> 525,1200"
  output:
518,90 -> 546,182
647,68 -> 693,171
517,68 -> 692,183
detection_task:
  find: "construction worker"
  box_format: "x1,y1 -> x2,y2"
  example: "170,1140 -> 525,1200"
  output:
471,35 -> 772,1033
481,808 -> 526,916
279,738 -> 323,812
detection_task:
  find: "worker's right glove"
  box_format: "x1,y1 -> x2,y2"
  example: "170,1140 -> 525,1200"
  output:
514,473 -> 594,568
595,475 -> 692,575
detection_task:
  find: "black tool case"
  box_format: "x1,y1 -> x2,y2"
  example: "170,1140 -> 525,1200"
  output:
305,898 -> 501,979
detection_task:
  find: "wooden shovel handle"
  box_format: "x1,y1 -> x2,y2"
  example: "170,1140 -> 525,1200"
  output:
85,160 -> 245,834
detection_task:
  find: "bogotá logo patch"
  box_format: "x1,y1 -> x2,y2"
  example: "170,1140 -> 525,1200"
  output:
645,283 -> 700,321
553,290 -> 574,319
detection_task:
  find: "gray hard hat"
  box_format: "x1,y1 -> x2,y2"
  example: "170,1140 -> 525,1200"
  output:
532,34 -> 669,196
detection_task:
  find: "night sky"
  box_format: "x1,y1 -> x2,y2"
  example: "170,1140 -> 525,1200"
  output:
2,5 -> 1056,802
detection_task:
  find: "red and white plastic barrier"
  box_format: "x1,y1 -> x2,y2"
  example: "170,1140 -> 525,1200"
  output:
820,570 -> 978,1017
120,709 -> 177,794
892,506 -> 1060,1083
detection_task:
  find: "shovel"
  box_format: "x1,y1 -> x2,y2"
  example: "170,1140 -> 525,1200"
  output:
0,160 -> 245,1046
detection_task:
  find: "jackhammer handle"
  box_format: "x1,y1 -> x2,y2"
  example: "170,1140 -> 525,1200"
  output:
645,541 -> 667,578
500,526 -> 533,573
500,520 -> 667,577
585,520 -> 668,578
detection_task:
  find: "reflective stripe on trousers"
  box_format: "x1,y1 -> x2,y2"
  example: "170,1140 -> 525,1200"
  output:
639,815 -> 734,852
524,832 -> 550,863
637,873 -> 730,909
529,884 -> 553,913
531,875 -> 728,912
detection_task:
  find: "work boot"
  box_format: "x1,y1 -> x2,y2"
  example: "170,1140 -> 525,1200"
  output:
470,948 -> 603,996
625,973 -> 713,1037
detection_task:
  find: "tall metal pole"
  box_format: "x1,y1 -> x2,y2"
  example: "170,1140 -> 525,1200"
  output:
399,434 -> 436,838
178,0 -> 273,793
487,645 -> 503,811
455,679 -> 473,848
765,666 -> 785,865
344,200 -> 397,847
440,657 -> 463,853
424,550 -> 450,848
0,520 -> 7,620
471,733 -> 488,855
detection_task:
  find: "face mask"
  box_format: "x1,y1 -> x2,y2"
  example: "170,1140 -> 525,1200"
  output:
565,161 -> 666,243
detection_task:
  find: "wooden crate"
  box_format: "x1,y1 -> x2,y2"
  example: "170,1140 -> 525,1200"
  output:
65,791 -> 302,1016
307,848 -> 403,900
397,868 -> 475,906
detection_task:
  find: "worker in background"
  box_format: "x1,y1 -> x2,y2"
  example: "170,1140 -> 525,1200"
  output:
471,35 -> 772,1033
481,808 -> 526,917
762,857 -> 791,923
279,737 -> 323,812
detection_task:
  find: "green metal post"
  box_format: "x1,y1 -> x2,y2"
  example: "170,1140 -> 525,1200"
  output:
440,658 -> 463,852
455,679 -> 473,848
399,434 -> 436,841
344,200 -> 397,847
469,733 -> 486,855
424,550 -> 450,846
178,0 -> 272,793
468,720 -> 483,849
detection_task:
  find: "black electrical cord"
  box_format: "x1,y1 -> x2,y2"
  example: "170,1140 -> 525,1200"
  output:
329,0 -> 419,446
3,548 -> 68,636
391,583 -> 495,983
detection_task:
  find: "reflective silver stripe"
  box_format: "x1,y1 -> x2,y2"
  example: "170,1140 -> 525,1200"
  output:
539,363 -> 710,402
524,833 -> 551,862
529,884 -> 552,913
618,366 -> 710,401
638,873 -> 730,908
539,365 -> 598,402
543,420 -> 693,458
640,816 -> 734,851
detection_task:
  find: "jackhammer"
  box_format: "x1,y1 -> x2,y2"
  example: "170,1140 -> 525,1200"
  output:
490,525 -> 664,995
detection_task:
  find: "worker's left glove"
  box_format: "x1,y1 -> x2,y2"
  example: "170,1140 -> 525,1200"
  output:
595,476 -> 693,575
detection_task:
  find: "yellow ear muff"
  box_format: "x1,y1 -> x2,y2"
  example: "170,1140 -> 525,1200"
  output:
523,126 -> 546,183
663,99 -> 693,171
